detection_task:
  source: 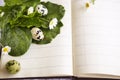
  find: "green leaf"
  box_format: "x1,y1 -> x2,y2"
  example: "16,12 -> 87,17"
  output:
22,0 -> 41,7
4,0 -> 27,6
0,6 -> 3,12
0,24 -> 32,56
33,21 -> 63,44
10,5 -> 26,24
13,14 -> 49,28
41,2 -> 65,21
4,0 -> 40,6
0,5 -> 26,25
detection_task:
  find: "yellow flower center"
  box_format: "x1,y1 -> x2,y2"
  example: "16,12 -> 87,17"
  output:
50,21 -> 54,25
3,47 -> 8,52
85,2 -> 90,8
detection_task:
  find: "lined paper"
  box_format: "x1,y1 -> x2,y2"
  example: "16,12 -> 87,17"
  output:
72,0 -> 120,76
0,0 -> 73,78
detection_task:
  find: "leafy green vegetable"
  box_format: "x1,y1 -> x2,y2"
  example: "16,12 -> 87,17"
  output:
0,0 -> 65,56
0,25 -> 32,56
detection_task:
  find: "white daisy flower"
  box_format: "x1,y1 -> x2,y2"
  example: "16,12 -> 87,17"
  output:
79,0 -> 91,8
0,12 -> 4,17
36,4 -> 48,16
31,27 -> 44,41
28,6 -> 34,15
49,18 -> 58,30
2,46 -> 11,55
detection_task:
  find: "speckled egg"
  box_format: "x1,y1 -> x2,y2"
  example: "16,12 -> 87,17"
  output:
31,27 -> 44,41
6,60 -> 21,74
36,4 -> 48,16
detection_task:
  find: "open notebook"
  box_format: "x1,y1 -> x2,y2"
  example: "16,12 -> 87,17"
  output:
0,0 -> 120,79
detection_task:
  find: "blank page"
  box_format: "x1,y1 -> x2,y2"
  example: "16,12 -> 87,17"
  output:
72,0 -> 120,76
0,0 -> 73,78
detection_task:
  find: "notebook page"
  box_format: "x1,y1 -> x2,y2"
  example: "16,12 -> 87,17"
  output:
72,0 -> 120,76
0,0 -> 73,78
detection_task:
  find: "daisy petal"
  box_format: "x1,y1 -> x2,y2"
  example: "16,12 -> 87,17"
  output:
28,7 -> 34,15
49,18 -> 58,30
